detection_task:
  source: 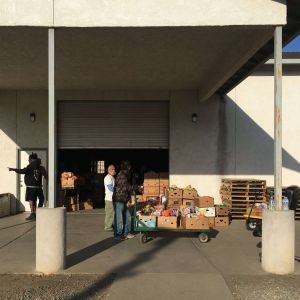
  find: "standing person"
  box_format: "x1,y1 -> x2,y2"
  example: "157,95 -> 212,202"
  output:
113,160 -> 135,240
8,153 -> 47,221
104,164 -> 116,231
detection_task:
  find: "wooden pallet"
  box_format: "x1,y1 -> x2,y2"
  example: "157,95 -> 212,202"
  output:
220,179 -> 267,219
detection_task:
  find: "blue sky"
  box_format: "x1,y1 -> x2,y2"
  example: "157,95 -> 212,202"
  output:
284,34 -> 300,52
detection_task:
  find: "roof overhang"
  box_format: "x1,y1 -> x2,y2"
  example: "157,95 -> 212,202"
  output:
218,0 -> 300,96
0,0 -> 286,27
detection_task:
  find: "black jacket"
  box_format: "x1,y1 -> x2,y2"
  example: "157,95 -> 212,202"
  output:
14,159 -> 47,187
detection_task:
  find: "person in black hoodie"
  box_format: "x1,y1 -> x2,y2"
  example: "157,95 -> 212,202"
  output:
9,153 -> 47,221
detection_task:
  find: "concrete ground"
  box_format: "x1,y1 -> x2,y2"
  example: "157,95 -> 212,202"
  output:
0,210 -> 300,299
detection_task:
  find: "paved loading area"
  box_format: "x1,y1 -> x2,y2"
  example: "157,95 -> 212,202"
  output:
0,211 -> 300,299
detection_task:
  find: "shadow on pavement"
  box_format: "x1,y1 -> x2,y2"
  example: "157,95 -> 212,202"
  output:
67,238 -> 122,268
68,236 -> 176,299
0,225 -> 36,250
0,221 -> 33,231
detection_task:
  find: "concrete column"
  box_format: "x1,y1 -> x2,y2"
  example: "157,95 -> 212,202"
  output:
274,26 -> 282,210
36,208 -> 66,273
262,210 -> 295,274
48,28 -> 57,208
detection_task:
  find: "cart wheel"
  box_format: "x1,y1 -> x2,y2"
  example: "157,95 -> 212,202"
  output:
198,233 -> 209,243
246,221 -> 257,230
139,233 -> 148,244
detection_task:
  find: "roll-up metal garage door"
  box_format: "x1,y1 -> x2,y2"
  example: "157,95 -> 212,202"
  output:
58,101 -> 169,149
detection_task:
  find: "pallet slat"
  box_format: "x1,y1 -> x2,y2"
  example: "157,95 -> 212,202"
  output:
220,178 -> 267,220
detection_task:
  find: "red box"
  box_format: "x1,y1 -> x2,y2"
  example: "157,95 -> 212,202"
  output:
181,217 -> 209,230
157,216 -> 178,229
215,206 -> 229,216
214,217 -> 229,227
195,196 -> 214,208
182,189 -> 197,200
182,199 -> 195,206
143,186 -> 160,196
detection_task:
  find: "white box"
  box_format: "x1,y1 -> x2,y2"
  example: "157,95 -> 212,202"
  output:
198,207 -> 215,217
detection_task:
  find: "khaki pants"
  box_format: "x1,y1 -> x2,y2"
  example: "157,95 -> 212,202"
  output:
104,200 -> 114,230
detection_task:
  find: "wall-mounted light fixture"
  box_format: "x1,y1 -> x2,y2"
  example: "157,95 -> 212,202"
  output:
192,113 -> 198,123
30,112 -> 36,122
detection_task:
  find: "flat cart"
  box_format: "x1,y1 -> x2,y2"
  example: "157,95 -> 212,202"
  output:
133,195 -> 212,244
243,209 -> 262,231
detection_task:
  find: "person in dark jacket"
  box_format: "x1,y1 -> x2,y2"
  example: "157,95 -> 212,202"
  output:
9,153 -> 47,221
113,160 -> 135,240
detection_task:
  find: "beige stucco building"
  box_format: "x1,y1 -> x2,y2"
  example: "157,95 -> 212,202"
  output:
0,0 -> 299,210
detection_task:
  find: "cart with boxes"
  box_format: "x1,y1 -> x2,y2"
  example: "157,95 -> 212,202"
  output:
133,172 -> 230,243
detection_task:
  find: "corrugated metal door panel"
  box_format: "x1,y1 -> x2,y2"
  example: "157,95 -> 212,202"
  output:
58,101 -> 169,149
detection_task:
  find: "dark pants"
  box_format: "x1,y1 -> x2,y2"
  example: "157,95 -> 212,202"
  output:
113,202 -> 131,237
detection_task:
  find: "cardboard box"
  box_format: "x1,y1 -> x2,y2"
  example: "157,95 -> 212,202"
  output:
181,217 -> 209,230
207,217 -> 215,227
61,177 -> 75,189
80,201 -> 93,210
215,206 -> 229,216
144,172 -> 159,187
195,196 -> 214,208
138,216 -> 156,228
215,217 -> 229,227
198,207 -> 216,217
143,186 -> 160,196
167,198 -> 182,207
182,199 -> 195,206
167,204 -> 181,210
167,188 -> 183,199
157,216 -> 178,229
183,189 -> 197,200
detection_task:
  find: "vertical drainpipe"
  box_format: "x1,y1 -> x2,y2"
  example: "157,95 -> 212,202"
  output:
48,28 -> 56,208
274,26 -> 282,211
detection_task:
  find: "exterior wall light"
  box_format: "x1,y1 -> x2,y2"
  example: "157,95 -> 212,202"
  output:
30,112 -> 36,122
192,113 -> 197,123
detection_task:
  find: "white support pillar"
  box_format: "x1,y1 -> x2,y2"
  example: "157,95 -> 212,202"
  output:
274,26 -> 282,211
48,28 -> 56,208
36,208 -> 66,273
262,26 -> 295,275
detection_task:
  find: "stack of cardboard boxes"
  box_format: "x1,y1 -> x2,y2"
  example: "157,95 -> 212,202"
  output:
142,172 -> 169,200
214,205 -> 230,226
137,173 -> 230,230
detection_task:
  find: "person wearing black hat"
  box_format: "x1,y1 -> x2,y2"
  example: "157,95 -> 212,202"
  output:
8,153 -> 47,221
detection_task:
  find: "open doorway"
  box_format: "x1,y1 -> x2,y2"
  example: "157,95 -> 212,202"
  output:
58,149 -> 168,208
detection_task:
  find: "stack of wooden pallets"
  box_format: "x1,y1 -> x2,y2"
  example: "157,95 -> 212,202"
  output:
220,179 -> 267,219
266,187 -> 300,220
